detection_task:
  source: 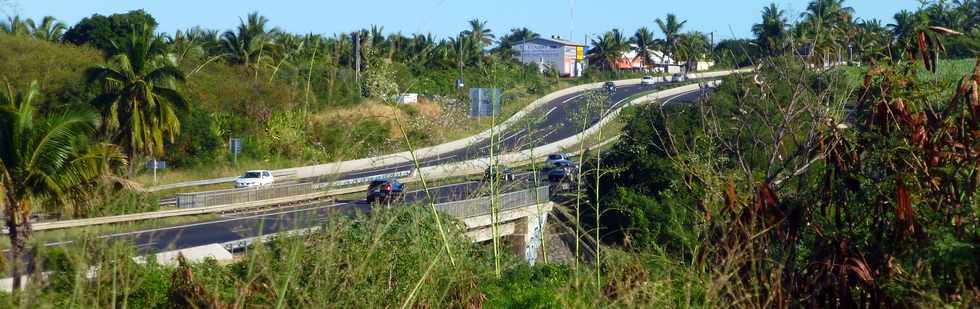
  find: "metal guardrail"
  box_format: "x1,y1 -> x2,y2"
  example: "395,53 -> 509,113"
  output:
174,170 -> 412,208
221,186 -> 551,251
176,181 -> 327,208
436,186 -> 549,219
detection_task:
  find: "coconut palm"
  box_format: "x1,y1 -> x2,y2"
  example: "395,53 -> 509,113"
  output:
889,10 -> 928,52
0,15 -> 29,36
498,27 -> 539,50
464,18 -> 495,48
854,19 -> 890,60
0,81 -> 99,290
26,16 -> 66,42
752,3 -> 789,56
589,29 -> 629,71
675,32 -> 710,72
221,12 -> 278,66
86,22 -> 188,177
630,27 -> 658,67
655,14 -> 687,64
798,0 -> 855,63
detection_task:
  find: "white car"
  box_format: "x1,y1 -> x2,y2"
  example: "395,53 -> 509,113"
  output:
640,75 -> 656,85
236,170 -> 274,188
671,73 -> 687,82
545,153 -> 573,166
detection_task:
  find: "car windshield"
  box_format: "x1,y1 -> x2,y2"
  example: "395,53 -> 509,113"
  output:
369,180 -> 387,187
548,154 -> 562,160
643,76 -> 652,79
243,172 -> 262,178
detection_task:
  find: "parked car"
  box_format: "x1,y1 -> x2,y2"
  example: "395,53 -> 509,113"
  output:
366,178 -> 404,204
640,75 -> 656,85
671,73 -> 687,82
604,81 -> 617,93
235,170 -> 274,188
483,165 -> 515,182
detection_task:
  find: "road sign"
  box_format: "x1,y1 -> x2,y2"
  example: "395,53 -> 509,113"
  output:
469,88 -> 502,117
229,138 -> 243,155
230,138 -> 243,165
146,159 -> 167,184
145,160 -> 167,170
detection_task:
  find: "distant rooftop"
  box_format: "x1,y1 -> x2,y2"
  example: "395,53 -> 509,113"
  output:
525,36 -> 585,47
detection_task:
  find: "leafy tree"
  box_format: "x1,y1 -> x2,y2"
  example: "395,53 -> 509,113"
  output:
63,10 -> 158,51
27,16 -> 66,42
0,81 -> 98,290
713,39 -> 762,67
655,14 -> 687,64
752,3 -> 789,56
86,22 -> 188,176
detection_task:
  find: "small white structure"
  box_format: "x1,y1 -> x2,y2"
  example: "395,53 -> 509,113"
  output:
511,36 -> 587,77
396,93 -> 418,104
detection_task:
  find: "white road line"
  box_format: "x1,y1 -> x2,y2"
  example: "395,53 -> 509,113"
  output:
542,106 -> 558,118
561,93 -> 586,105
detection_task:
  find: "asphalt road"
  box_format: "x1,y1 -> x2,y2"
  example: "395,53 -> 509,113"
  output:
36,83 -> 707,256
337,83 -> 699,180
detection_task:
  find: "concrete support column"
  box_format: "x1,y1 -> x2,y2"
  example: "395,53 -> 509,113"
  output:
509,209 -> 548,265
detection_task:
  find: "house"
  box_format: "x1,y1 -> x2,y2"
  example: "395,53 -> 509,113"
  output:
511,36 -> 587,77
614,45 -> 682,73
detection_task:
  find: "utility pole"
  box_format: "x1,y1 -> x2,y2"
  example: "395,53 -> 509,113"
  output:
353,32 -> 361,87
458,32 -> 464,97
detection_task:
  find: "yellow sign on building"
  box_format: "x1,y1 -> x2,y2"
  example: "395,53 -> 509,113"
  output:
576,46 -> 584,60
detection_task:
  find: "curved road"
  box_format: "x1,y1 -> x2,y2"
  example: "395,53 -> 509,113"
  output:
42,83 -> 709,255
334,82 -> 698,181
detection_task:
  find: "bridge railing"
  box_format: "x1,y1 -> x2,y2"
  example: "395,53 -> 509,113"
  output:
176,181 -> 329,208
436,186 -> 549,219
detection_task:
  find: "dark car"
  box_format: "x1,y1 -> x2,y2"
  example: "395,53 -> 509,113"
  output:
366,178 -> 404,204
483,165 -> 515,182
604,81 -> 617,93
546,160 -> 577,183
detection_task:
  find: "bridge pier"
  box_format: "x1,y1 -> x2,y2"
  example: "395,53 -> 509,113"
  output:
461,202 -> 554,265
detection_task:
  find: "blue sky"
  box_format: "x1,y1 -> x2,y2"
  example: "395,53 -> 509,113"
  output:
7,0 -> 921,42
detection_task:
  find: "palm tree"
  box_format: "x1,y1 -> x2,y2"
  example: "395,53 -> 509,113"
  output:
889,10 -> 928,51
86,22 -> 188,177
498,27 -> 539,50
854,19 -> 890,60
798,0 -> 855,64
588,29 -> 629,71
0,15 -> 30,36
26,16 -> 66,42
752,3 -> 789,56
675,32 -> 710,72
655,14 -> 687,64
221,12 -> 278,66
630,27 -> 657,68
464,18 -> 495,48
1,81 -> 98,290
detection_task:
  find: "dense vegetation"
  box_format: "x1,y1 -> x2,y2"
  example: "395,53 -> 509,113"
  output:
1,0 -> 979,306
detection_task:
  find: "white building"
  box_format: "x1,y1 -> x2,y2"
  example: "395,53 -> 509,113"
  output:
511,36 -> 586,77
